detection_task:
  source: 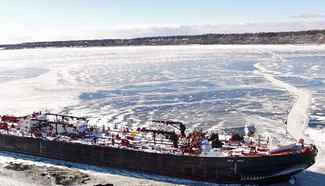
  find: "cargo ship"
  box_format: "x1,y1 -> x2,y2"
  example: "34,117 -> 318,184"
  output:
0,112 -> 318,184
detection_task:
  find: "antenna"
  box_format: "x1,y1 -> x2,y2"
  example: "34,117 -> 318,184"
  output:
244,122 -> 249,137
284,119 -> 288,136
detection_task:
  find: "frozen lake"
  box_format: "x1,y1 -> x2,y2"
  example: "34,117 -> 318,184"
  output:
0,45 -> 324,185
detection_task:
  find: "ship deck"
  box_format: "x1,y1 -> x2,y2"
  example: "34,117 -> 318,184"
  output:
0,112 -> 313,158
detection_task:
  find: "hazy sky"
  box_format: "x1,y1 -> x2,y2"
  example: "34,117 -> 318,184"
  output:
1,0 -> 325,44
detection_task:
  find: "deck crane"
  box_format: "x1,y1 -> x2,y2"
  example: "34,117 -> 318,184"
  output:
151,120 -> 186,137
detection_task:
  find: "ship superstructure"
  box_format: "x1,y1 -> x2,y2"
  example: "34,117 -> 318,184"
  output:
0,112 -> 317,184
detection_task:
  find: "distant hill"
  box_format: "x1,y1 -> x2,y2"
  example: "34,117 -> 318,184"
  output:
1,29 -> 325,50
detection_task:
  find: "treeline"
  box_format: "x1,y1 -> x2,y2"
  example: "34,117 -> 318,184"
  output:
2,29 -> 325,50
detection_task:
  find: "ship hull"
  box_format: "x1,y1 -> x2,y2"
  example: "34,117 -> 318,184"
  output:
0,134 -> 316,184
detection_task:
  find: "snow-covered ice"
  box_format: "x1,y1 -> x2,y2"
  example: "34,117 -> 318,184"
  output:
0,45 -> 325,185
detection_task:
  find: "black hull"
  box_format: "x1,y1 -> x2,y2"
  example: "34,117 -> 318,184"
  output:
0,134 -> 316,184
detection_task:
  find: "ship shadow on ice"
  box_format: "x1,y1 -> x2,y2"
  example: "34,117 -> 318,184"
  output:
0,152 -> 324,186
271,171 -> 325,186
299,171 -> 325,186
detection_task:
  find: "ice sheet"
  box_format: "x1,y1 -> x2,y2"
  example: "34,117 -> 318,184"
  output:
0,45 -> 325,185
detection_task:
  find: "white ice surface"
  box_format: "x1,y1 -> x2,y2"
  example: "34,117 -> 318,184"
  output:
0,45 -> 325,185
254,62 -> 312,140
